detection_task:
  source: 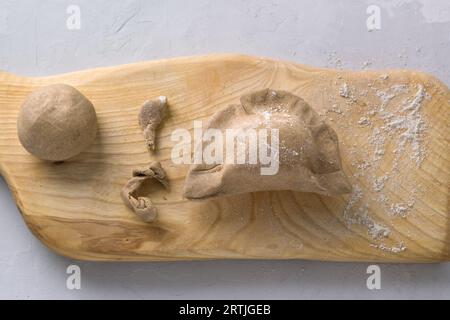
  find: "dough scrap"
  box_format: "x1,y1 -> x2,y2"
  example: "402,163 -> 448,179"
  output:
183,89 -> 352,200
121,162 -> 169,222
139,96 -> 168,151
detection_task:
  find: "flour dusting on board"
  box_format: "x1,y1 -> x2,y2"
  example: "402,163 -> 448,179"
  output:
324,73 -> 431,254
370,242 -> 407,254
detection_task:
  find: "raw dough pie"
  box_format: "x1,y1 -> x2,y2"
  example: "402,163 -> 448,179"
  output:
183,89 -> 352,200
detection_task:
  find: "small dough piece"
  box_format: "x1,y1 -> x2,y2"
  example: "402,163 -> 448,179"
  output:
183,89 -> 352,200
139,96 -> 168,150
17,84 -> 97,161
121,162 -> 169,222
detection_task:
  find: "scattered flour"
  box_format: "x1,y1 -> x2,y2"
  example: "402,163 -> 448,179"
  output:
336,77 -> 431,254
384,84 -> 428,165
402,84 -> 427,113
327,104 -> 343,115
358,117 -> 371,126
371,242 -> 407,254
359,90 -> 369,97
375,84 -> 408,112
373,175 -> 388,192
343,185 -> 363,217
352,160 -> 371,177
369,128 -> 386,161
378,193 -> 390,205
343,186 -> 391,240
339,83 -> 351,98
390,203 -> 410,218
390,193 -> 416,218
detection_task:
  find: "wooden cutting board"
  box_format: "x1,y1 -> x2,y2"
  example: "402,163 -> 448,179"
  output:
0,54 -> 448,262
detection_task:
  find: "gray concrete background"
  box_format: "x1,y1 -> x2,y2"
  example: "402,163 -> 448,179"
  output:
0,0 -> 449,299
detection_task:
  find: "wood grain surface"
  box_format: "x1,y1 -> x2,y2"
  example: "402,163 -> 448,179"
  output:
0,54 -> 448,262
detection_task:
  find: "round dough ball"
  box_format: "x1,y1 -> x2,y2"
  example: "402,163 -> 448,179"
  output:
17,84 -> 98,161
